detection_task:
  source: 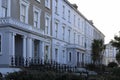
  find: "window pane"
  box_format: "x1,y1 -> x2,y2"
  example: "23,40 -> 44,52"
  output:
34,11 -> 38,27
21,4 -> 26,16
0,35 -> 1,53
2,7 -> 7,17
21,4 -> 26,22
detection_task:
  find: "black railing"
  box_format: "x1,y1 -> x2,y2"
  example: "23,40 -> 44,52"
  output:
10,56 -> 77,72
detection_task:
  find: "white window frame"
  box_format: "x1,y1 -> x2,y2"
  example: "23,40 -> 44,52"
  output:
74,32 -> 76,44
55,21 -> 58,38
1,6 -> 7,17
68,29 -> 71,43
55,0 -> 58,14
33,6 -> 41,29
62,26 -> 65,40
45,0 -> 50,9
0,33 -> 2,55
0,0 -> 11,17
74,15 -> 76,26
45,13 -> 51,35
68,10 -> 71,22
20,0 -> 29,23
78,18 -> 80,28
62,5 -> 65,19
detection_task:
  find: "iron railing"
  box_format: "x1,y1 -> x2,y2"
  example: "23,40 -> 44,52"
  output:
10,56 -> 77,72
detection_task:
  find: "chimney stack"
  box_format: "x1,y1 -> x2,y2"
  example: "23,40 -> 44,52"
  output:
72,4 -> 78,9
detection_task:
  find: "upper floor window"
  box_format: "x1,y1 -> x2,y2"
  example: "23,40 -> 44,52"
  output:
1,0 -> 8,17
68,10 -> 71,22
0,34 -> 2,55
20,0 -> 29,23
68,29 -> 71,43
74,15 -> 76,26
45,0 -> 50,9
2,7 -> 7,17
62,26 -> 65,40
74,32 -> 76,44
55,22 -> 58,38
55,0 -> 58,14
78,18 -> 80,28
62,5 -> 65,19
33,6 -> 41,28
45,13 -> 51,35
34,11 -> 38,27
21,4 -> 26,22
78,35 -> 80,45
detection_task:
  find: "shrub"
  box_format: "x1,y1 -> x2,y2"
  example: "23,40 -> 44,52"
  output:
0,73 -> 2,80
5,70 -> 85,80
108,62 -> 118,68
86,64 -> 96,71
5,70 -> 56,80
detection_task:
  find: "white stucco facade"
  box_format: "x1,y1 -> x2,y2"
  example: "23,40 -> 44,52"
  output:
0,0 -> 104,69
103,43 -> 117,65
51,0 -> 104,66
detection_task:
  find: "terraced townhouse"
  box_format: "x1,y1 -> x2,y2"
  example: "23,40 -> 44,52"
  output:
0,0 -> 52,67
0,0 -> 104,72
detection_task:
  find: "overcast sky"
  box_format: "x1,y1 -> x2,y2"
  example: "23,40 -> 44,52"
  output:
68,0 -> 120,44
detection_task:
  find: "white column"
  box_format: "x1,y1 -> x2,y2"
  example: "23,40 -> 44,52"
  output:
27,37 -> 32,58
9,32 -> 16,66
26,37 -> 33,66
41,41 -> 45,61
23,36 -> 27,58
23,36 -> 27,66
12,33 -> 16,56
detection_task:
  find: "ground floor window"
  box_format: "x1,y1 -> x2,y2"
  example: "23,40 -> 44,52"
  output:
0,35 -> 1,55
34,40 -> 40,58
45,46 -> 49,61
69,52 -> 71,62
55,48 -> 58,62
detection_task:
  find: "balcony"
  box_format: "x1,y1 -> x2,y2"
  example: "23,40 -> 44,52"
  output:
0,17 -> 44,35
67,44 -> 85,51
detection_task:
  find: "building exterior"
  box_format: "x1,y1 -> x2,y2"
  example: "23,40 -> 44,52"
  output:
52,0 -> 105,67
0,0 -> 104,69
0,0 -> 52,67
102,43 -> 117,66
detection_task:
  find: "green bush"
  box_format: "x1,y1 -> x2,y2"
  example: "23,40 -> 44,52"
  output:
111,67 -> 120,76
5,70 -> 84,80
55,73 -> 84,80
108,62 -> 118,68
86,64 -> 96,71
5,70 -> 56,80
0,73 -> 2,80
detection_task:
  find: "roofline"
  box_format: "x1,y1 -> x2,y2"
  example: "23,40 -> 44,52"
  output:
64,0 -> 105,37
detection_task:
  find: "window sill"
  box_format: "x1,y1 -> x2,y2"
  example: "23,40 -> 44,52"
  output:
68,21 -> 71,24
45,6 -> 51,10
35,0 -> 41,3
55,12 -> 59,16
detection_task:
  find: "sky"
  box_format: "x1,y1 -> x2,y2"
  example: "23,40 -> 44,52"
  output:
68,0 -> 120,44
